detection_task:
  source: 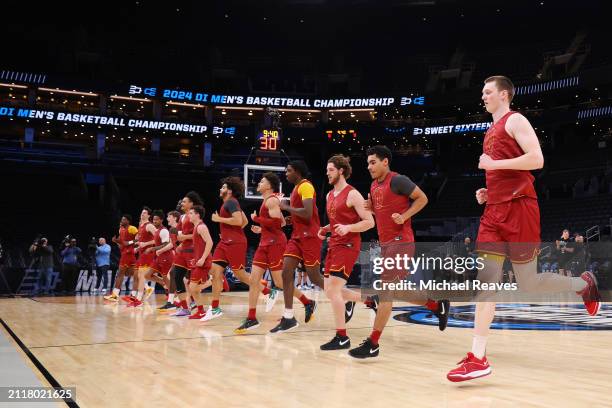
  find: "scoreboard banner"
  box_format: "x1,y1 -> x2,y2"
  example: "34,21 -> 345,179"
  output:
127,84 -> 425,108
0,105 -> 236,136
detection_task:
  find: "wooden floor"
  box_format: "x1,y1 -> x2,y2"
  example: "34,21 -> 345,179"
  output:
1,292 -> 611,408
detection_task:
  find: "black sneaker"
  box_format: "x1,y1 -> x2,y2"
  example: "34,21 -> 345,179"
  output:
157,302 -> 176,311
234,318 -> 260,334
269,317 -> 299,333
304,300 -> 317,323
365,295 -> 379,314
345,301 -> 356,323
348,337 -> 379,359
434,299 -> 450,331
320,334 -> 351,350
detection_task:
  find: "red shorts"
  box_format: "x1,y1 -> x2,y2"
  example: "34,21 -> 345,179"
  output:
476,197 -> 541,263
173,249 -> 194,270
190,256 -> 212,284
137,251 -> 155,268
324,243 -> 360,280
284,237 -> 322,267
253,243 -> 286,270
379,241 -> 415,283
212,241 -> 247,270
119,252 -> 136,268
152,253 -> 174,276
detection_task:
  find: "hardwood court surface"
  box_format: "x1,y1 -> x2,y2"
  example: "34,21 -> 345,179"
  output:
0,293 -> 610,408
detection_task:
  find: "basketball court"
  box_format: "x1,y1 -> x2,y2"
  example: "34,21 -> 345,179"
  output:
1,294 -> 610,407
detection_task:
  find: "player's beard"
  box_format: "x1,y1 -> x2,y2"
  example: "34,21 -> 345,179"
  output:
329,174 -> 340,186
220,191 -> 228,200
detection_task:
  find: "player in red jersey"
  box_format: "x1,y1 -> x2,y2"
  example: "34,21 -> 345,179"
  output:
136,210 -> 173,302
318,155 -> 375,350
349,145 -> 450,359
170,191 -> 204,317
205,177 -> 269,321
447,76 -> 600,382
129,207 -> 166,307
271,160 -> 323,333
104,214 -> 137,302
187,205 -> 214,320
234,172 -> 315,334
158,210 -> 181,311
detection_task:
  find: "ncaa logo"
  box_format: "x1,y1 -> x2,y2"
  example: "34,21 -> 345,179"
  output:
413,127 -> 423,135
394,303 -> 612,331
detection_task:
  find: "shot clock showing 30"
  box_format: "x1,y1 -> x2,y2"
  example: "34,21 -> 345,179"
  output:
258,128 -> 281,151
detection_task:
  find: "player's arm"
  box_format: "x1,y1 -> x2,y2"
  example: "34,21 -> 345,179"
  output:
346,189 -> 375,232
390,175 -> 428,224
195,224 -> 214,266
212,200 -> 244,226
140,223 -> 157,248
154,230 -> 172,256
480,114 -> 544,171
253,198 -> 284,228
279,183 -> 315,220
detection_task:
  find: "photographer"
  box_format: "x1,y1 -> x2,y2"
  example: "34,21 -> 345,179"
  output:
29,237 -> 55,295
60,237 -> 82,294
95,238 -> 111,292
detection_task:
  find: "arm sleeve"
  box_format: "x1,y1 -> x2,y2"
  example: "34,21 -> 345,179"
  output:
223,200 -> 240,214
159,229 -> 170,243
297,182 -> 315,200
253,215 -> 282,228
390,175 -> 417,197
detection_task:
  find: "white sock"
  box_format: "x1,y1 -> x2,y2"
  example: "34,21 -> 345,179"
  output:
137,290 -> 144,300
283,308 -> 294,319
168,293 -> 175,303
571,277 -> 587,292
471,335 -> 488,359
131,290 -> 137,297
112,288 -> 120,296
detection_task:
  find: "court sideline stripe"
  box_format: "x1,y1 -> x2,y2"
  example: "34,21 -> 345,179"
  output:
0,318 -> 80,408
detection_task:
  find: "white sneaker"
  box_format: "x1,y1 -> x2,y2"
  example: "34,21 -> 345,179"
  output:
200,306 -> 223,321
143,286 -> 154,301
265,288 -> 279,312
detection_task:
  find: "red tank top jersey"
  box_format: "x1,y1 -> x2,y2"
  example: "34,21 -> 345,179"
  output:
483,111 -> 538,204
290,179 -> 320,239
193,222 -> 211,261
138,222 -> 155,251
119,225 -> 136,255
259,195 -> 287,247
220,198 -> 247,244
326,185 -> 361,247
370,171 -> 415,244
154,227 -> 173,261
178,214 -> 194,252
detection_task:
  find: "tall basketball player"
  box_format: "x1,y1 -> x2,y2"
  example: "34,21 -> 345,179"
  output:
446,76 -> 600,382
234,172 -> 314,334
158,210 -> 181,311
187,205 -> 214,319
271,160 -> 323,333
145,210 -> 174,299
171,191 -> 203,317
206,177 -> 269,321
104,215 -> 137,302
349,145 -> 450,358
318,155 -> 375,350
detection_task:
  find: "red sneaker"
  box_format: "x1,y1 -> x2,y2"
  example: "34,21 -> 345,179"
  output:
447,352 -> 492,382
128,299 -> 143,307
121,295 -> 132,303
577,271 -> 601,316
189,311 -> 205,320
223,276 -> 230,292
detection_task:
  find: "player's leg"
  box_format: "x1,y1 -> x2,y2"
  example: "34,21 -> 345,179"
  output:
206,262 -> 225,319
171,265 -> 191,316
234,265 -> 265,334
105,265 -> 126,301
270,255 -> 300,333
321,275 -> 351,350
